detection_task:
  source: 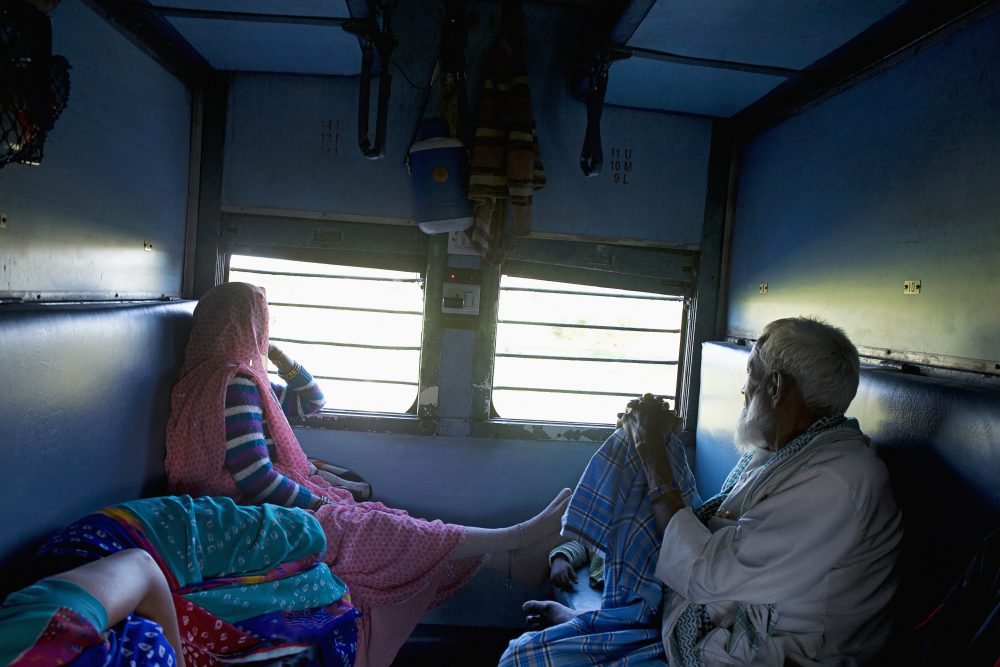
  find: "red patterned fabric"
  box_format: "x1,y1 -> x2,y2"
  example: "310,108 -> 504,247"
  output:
165,283 -> 482,666
8,607 -> 101,666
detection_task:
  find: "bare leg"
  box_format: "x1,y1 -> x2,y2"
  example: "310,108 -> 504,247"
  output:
449,488 -> 572,560
522,600 -> 580,628
315,469 -> 372,500
485,530 -> 571,588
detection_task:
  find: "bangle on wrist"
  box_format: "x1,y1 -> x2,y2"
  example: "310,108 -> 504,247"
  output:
279,362 -> 301,381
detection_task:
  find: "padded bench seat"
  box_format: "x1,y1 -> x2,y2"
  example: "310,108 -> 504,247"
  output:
0,300 -> 194,593
553,568 -> 603,611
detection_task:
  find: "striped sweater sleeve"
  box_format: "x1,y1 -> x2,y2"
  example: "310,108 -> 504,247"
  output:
270,364 -> 326,418
224,375 -> 315,510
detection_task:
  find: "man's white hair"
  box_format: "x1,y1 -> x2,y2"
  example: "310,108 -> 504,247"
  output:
755,317 -> 860,417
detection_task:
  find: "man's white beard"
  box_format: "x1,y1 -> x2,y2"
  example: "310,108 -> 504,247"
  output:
734,391 -> 776,454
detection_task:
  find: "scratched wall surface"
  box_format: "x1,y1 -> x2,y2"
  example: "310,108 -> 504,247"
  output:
222,0 -> 712,246
0,2 -> 191,300
727,11 -> 1000,365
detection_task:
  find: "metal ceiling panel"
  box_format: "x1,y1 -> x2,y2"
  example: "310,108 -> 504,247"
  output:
148,0 -> 360,75
149,0 -> 353,18
627,0 -> 906,70
161,16 -> 361,75
606,57 -> 788,117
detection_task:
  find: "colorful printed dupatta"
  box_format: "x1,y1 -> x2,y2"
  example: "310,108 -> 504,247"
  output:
20,495 -> 358,666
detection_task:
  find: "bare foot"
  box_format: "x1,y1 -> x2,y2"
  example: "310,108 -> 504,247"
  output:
517,488 -> 572,548
507,527 -> 573,588
523,600 -> 579,629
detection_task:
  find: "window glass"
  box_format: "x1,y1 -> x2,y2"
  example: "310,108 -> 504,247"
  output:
493,276 -> 683,424
229,254 -> 424,413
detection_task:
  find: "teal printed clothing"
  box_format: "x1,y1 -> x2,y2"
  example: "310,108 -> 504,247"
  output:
0,578 -> 107,665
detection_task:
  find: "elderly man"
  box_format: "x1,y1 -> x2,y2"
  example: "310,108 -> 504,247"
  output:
503,317 -> 902,666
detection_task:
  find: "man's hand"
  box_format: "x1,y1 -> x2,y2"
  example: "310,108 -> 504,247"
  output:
620,393 -> 682,455
267,343 -> 296,376
621,394 -> 687,532
549,555 -> 578,591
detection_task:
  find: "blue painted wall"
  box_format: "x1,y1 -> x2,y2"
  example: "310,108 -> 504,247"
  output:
0,2 -> 191,300
219,4 -> 712,628
223,1 -> 712,246
727,12 -> 1000,364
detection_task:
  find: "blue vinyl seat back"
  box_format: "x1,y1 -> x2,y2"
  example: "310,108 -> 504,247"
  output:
694,341 -> 1000,632
0,301 -> 195,589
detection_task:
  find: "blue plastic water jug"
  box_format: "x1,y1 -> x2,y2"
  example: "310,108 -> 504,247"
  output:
409,119 -> 474,234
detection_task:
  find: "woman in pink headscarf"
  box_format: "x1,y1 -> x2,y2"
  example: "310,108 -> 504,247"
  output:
165,282 -> 569,667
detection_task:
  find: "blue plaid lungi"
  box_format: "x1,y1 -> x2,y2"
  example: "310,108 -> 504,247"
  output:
501,428 -> 700,666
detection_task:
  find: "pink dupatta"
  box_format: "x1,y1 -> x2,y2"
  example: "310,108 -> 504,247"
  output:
165,282 -> 342,501
165,283 -> 481,667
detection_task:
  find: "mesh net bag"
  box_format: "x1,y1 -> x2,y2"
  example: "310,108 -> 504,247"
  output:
1,1 -> 71,168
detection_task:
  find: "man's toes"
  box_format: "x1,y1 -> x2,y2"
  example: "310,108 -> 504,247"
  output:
522,599 -> 546,614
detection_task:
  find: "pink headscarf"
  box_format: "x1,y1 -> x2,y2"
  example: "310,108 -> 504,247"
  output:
165,282 -> 350,502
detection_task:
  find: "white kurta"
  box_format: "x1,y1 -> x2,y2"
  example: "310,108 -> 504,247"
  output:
656,427 -> 903,666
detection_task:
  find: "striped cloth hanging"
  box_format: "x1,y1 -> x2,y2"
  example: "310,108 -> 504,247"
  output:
467,23 -> 545,264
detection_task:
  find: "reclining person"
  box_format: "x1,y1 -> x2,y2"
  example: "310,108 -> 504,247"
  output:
505,317 -> 903,666
1,548 -> 185,666
4,494 -> 357,666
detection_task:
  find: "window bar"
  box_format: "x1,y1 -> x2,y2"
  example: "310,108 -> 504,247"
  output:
493,385 -> 675,399
498,319 -> 681,334
675,297 -> 691,415
231,268 -> 422,283
270,336 -> 420,351
269,301 -> 422,315
495,352 -> 678,364
273,371 -> 418,387
501,287 -> 684,301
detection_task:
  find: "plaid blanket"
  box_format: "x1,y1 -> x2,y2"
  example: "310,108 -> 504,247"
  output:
501,429 -> 699,666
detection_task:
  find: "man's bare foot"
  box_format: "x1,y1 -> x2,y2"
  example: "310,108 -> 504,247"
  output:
522,600 -> 580,629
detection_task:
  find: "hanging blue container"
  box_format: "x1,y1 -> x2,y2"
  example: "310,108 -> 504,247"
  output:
409,119 -> 473,234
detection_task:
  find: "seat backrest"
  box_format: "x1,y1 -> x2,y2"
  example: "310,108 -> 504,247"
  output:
0,301 -> 194,589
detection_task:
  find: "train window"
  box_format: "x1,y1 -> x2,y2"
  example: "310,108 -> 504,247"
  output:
492,275 -> 684,424
228,254 -> 424,413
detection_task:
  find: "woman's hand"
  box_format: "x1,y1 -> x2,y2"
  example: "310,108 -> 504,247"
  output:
309,495 -> 330,511
267,343 -> 296,376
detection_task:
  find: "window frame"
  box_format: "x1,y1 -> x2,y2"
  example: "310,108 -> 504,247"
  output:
223,212 -> 444,433
222,213 -> 699,442
469,237 -> 697,442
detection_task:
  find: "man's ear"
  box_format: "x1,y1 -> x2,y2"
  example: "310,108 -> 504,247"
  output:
768,370 -> 784,407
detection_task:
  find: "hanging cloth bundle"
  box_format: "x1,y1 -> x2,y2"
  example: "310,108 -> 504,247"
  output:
466,0 -> 545,265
